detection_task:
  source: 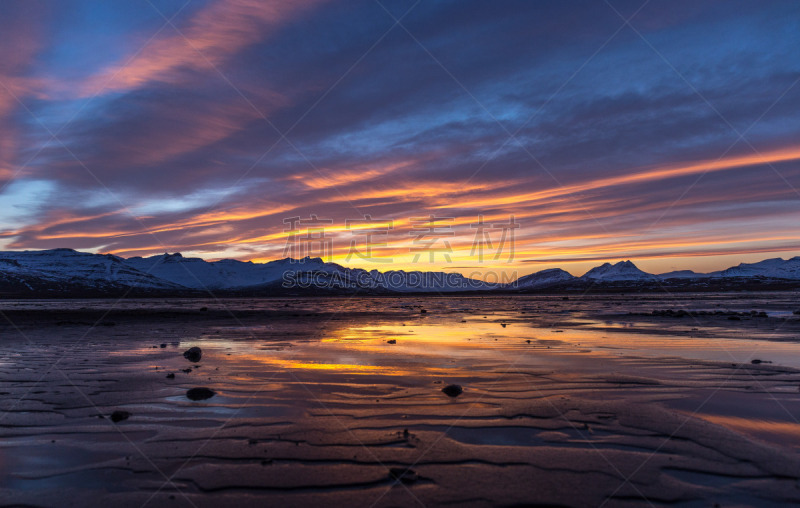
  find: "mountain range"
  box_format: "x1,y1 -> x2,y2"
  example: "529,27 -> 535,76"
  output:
1,248 -> 799,296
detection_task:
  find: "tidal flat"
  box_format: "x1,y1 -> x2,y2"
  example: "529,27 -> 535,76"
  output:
2,293 -> 800,507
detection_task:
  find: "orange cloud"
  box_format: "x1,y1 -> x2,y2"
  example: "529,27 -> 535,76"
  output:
451,147 -> 800,210
80,0 -> 329,96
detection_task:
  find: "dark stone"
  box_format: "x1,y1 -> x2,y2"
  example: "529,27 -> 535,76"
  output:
181,368 -> 192,374
186,387 -> 216,401
441,384 -> 463,397
160,343 -> 167,348
389,467 -> 419,484
199,307 -> 208,312
751,359 -> 762,364
420,309 -> 427,314
110,410 -> 130,423
166,373 -> 175,379
387,339 -> 397,344
183,347 -> 202,362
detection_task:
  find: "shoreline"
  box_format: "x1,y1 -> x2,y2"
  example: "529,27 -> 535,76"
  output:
2,294 -> 800,506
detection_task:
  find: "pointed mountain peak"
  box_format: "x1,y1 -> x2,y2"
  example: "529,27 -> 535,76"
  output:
581,259 -> 655,281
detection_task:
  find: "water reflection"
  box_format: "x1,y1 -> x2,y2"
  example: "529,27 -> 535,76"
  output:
4,295 -> 800,505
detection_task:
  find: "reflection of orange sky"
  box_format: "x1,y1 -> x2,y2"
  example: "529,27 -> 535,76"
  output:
5,146 -> 800,277
196,314 -> 800,379
689,414 -> 800,450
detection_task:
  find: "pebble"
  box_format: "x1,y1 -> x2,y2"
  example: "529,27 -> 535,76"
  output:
441,384 -> 463,397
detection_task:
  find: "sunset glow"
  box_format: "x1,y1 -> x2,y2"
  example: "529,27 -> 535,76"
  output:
1,0 -> 799,277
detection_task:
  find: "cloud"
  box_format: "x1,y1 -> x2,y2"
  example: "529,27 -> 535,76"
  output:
1,0 -> 800,275
79,0 -> 329,96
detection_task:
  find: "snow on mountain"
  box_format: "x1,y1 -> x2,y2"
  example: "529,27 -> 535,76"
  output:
0,249 -> 183,290
123,253 -> 495,292
123,253 -> 332,290
0,249 -> 498,293
2,249 -> 800,295
581,260 -> 657,281
714,257 -> 800,279
513,268 -> 575,289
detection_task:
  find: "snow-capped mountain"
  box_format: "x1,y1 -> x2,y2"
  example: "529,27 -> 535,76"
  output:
1,249 -> 800,296
0,249 -> 183,291
123,253 -> 496,292
580,260 -> 658,281
123,253 -> 333,290
0,249 -> 497,294
513,268 -> 575,289
655,258 -> 800,280
713,257 -> 800,279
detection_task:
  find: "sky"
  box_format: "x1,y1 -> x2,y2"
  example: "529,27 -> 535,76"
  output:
0,0 -> 799,278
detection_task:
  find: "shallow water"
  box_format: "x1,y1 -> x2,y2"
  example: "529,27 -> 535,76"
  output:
2,293 -> 800,506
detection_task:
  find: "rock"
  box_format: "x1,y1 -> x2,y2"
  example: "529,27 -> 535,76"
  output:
110,410 -> 130,423
199,307 -> 208,312
441,384 -> 463,397
181,368 -> 192,374
183,347 -> 202,362
387,339 -> 397,344
420,309 -> 427,314
389,467 -> 419,484
165,373 -> 175,379
501,323 -> 507,328
751,359 -> 763,364
160,343 -> 167,348
186,387 -> 216,401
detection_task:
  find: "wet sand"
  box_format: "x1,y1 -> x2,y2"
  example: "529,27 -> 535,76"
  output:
2,293 -> 800,507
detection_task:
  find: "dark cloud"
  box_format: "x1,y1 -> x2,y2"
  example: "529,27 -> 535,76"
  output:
1,0 -> 799,272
